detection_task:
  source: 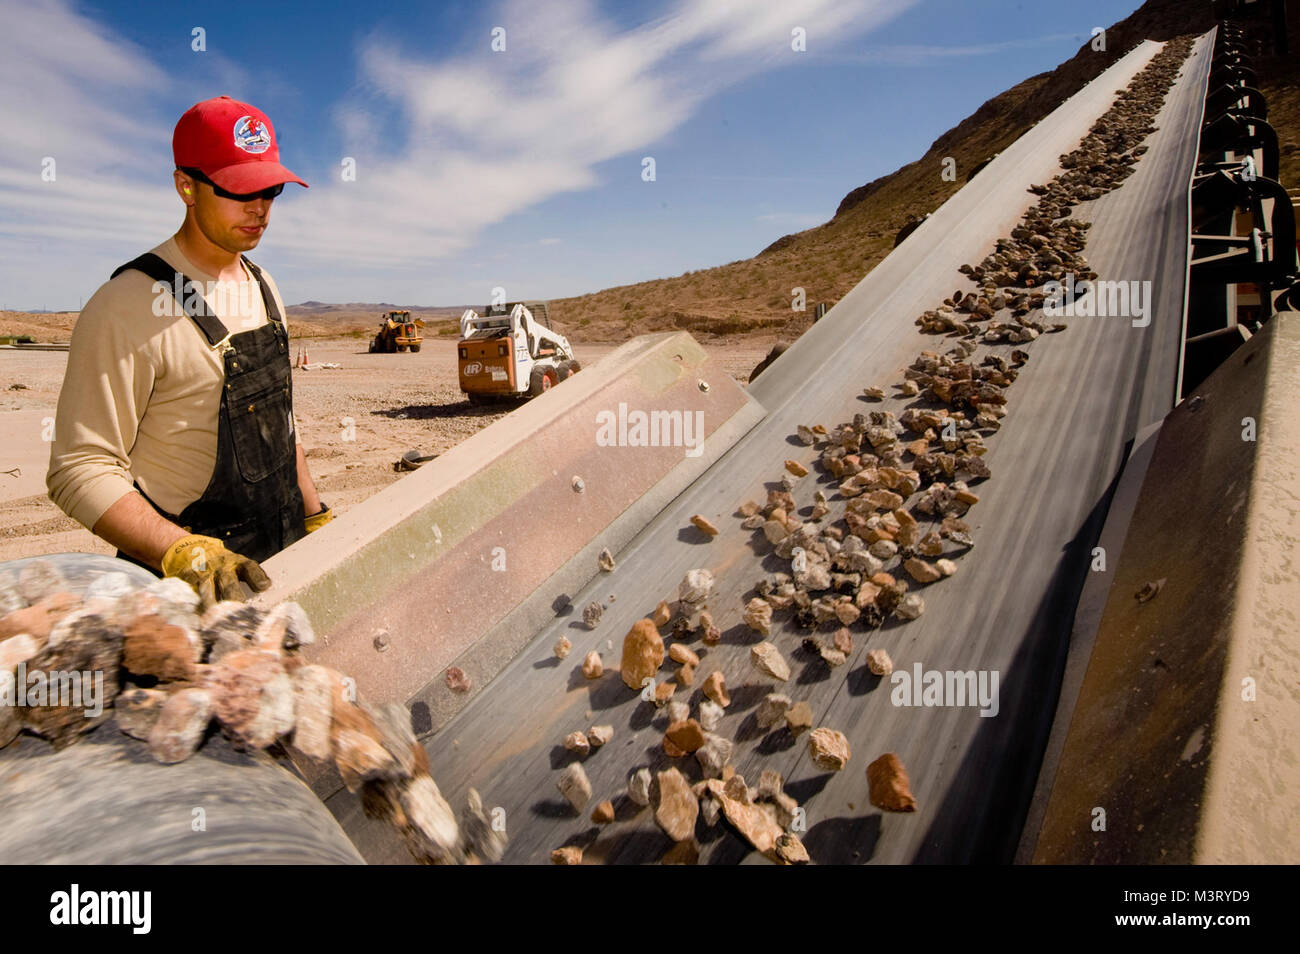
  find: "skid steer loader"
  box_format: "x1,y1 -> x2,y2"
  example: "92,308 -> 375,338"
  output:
457,301 -> 579,404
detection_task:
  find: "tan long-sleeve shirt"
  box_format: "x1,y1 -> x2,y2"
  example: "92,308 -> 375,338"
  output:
47,236 -> 299,532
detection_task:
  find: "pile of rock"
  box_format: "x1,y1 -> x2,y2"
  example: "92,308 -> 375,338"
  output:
0,561 -> 501,865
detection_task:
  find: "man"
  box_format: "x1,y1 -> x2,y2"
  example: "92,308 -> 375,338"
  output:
47,95 -> 332,607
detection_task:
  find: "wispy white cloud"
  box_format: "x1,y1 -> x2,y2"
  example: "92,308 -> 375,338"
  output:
0,0 -> 913,306
843,32 -> 1084,66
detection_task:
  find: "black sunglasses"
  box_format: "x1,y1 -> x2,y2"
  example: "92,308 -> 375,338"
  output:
180,167 -> 284,202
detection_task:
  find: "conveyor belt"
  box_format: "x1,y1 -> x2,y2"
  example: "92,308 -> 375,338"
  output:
331,33 -> 1215,864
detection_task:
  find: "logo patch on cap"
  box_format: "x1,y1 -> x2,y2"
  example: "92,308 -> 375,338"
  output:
233,115 -> 271,154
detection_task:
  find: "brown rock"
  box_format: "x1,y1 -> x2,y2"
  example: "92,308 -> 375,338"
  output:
916,532 -> 945,556
553,636 -> 572,659
771,833 -> 811,865
834,601 -> 860,626
333,728 -> 398,793
0,633 -> 38,671
551,845 -> 583,865
702,671 -> 730,707
290,665 -> 335,760
751,641 -> 790,681
591,800 -> 616,824
743,597 -> 773,636
786,701 -> 813,736
865,649 -> 894,676
20,608 -> 123,748
620,618 -> 665,689
444,666 -> 471,692
723,774 -> 750,804
147,688 -> 213,764
390,774 -> 462,864
669,643 -> 699,667
833,627 -> 853,654
665,718 -> 706,753
695,733 -> 733,779
894,593 -> 925,620
855,580 -> 882,610
460,788 -> 507,863
867,752 -> 918,812
366,702 -> 423,777
651,601 -> 673,627
628,767 -> 652,805
784,459 -> 809,478
654,768 -> 698,841
756,693 -> 793,729
582,601 -> 603,629
675,663 -> 696,687
558,762 -> 593,812
114,687 -> 169,742
904,557 -> 942,584
679,569 -> 714,604
690,514 -> 720,537
581,651 -> 603,679
564,731 -> 591,756
654,681 -> 676,706
205,648 -> 294,749
701,779 -> 785,855
199,600 -> 264,662
588,724 -> 613,747
0,591 -> 80,644
807,727 -> 851,771
254,600 -> 315,653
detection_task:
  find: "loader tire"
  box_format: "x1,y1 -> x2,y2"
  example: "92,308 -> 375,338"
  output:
529,365 -> 557,398
369,338 -> 378,353
410,343 -> 421,353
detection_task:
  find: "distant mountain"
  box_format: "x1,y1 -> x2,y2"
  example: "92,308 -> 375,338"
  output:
288,301 -> 471,314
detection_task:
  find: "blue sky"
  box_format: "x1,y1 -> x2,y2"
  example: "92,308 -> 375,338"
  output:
0,0 -> 1146,310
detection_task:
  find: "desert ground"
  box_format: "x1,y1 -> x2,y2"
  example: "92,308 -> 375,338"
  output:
0,332 -> 772,562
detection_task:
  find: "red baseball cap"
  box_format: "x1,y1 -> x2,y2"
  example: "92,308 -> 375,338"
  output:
173,95 -> 308,194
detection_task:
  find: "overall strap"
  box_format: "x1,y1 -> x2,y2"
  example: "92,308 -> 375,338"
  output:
239,257 -> 285,327
110,252 -> 229,346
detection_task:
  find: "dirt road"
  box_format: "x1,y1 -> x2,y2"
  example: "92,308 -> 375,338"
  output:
0,333 -> 771,562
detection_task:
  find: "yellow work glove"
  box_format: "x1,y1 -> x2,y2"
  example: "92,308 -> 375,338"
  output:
161,534 -> 271,609
304,505 -> 333,533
